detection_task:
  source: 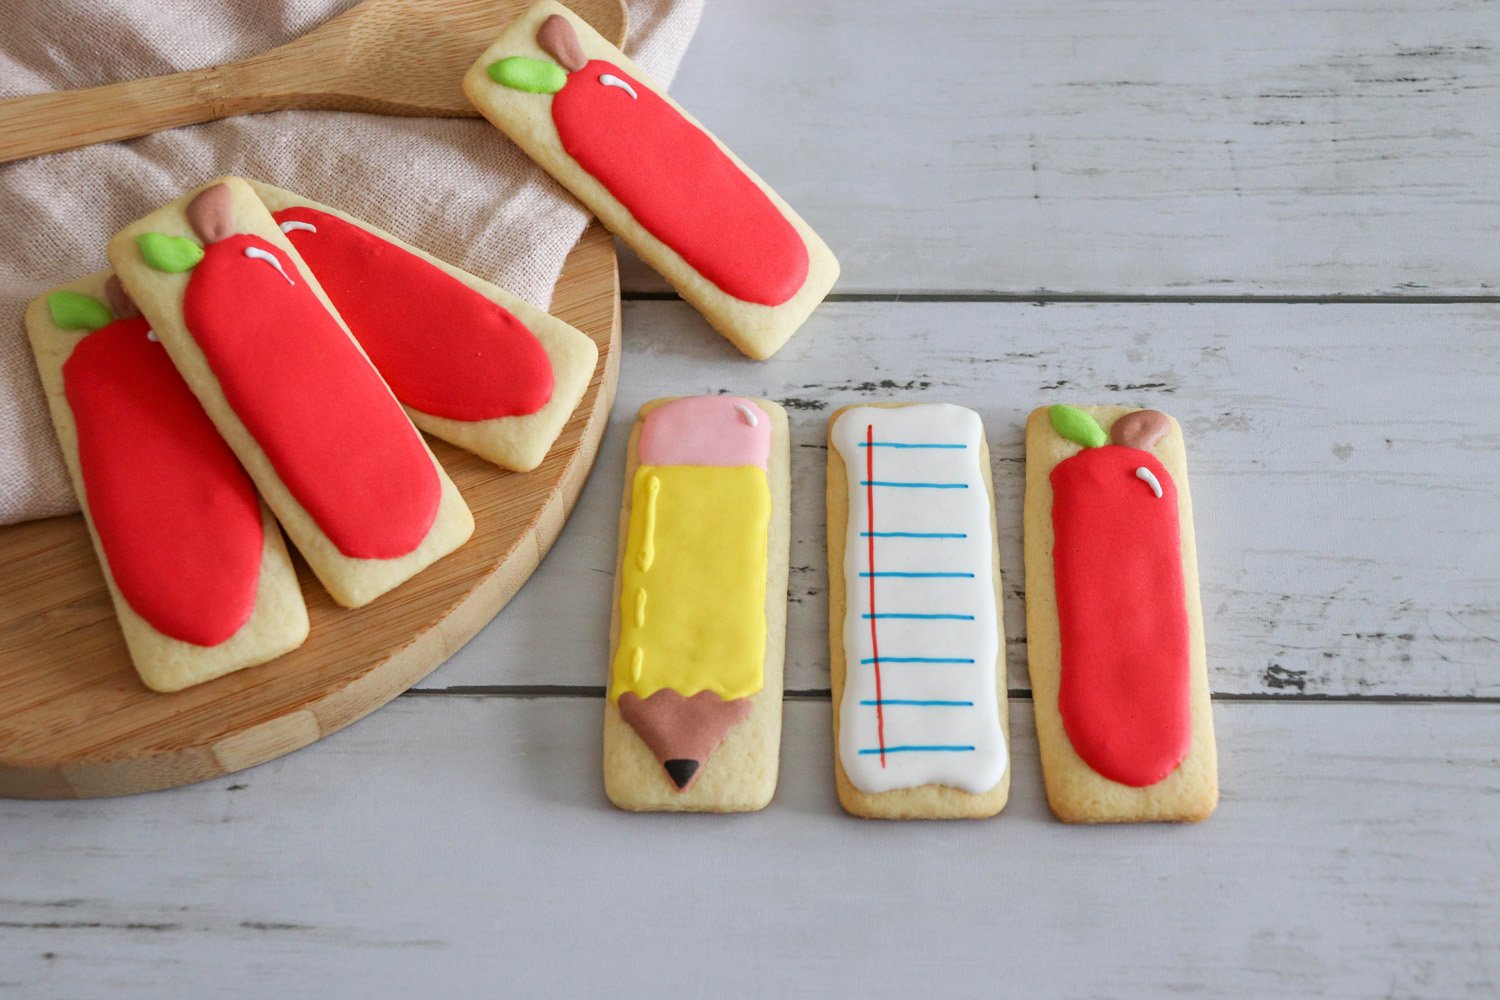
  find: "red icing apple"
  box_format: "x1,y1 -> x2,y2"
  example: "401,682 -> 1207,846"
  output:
273,207 -> 553,423
148,183 -> 441,561
1048,406 -> 1191,788
490,15 -> 810,307
60,292 -> 263,647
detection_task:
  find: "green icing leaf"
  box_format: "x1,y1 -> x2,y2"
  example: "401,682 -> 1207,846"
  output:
488,56 -> 567,94
1049,404 -> 1108,449
137,232 -> 204,273
47,291 -> 113,331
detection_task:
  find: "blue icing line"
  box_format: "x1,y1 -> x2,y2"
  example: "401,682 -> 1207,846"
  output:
861,531 -> 967,539
860,657 -> 976,665
860,480 -> 969,489
858,441 -> 968,449
857,745 -> 976,755
859,571 -> 975,579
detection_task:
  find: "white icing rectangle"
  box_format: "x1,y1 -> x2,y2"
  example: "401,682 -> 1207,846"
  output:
831,404 -> 1007,795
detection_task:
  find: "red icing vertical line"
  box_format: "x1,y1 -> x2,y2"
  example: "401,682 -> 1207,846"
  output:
550,60 -> 809,307
1050,445 -> 1192,787
865,422 -> 887,767
64,317 -> 264,646
181,234 -> 440,560
272,207 -> 554,422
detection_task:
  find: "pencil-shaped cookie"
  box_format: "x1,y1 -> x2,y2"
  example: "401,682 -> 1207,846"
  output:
1023,405 -> 1218,823
108,178 -> 474,609
463,1 -> 838,361
24,273 -> 307,692
247,181 -> 598,472
827,404 -> 1009,819
604,397 -> 789,812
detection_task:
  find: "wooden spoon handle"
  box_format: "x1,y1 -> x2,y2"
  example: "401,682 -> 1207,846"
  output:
0,66 -> 280,165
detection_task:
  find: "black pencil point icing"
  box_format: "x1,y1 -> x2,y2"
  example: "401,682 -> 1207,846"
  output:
663,759 -> 700,790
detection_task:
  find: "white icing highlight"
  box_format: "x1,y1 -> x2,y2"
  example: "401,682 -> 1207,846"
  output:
1136,466 -> 1163,498
599,73 -> 638,99
243,246 -> 293,285
734,402 -> 759,427
279,220 -> 318,235
830,404 -> 1008,795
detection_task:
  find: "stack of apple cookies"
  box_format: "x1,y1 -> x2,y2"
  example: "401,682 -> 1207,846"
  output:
25,177 -> 597,692
22,0 -> 843,698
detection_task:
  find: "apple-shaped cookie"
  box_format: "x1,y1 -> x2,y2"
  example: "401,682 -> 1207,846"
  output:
137,184 -> 440,561
1047,405 -> 1191,788
273,207 -> 554,422
488,15 -> 810,308
55,281 -> 263,646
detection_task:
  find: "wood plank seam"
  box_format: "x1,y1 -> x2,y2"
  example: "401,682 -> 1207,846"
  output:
398,688 -> 1500,705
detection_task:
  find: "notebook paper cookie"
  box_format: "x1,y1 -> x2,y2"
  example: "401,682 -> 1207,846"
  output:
827,404 -> 1009,819
1023,405 -> 1218,823
247,181 -> 598,472
463,1 -> 838,361
603,397 -> 790,812
25,272 -> 307,692
108,178 -> 474,609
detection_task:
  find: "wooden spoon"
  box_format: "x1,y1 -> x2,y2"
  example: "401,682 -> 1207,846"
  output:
0,0 -> 627,165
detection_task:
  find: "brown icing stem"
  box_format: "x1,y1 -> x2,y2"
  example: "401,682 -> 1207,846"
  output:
185,183 -> 235,245
617,689 -> 753,792
1111,409 -> 1171,450
537,13 -> 588,73
103,275 -> 139,318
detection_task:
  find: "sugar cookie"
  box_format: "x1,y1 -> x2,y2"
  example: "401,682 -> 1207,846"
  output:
246,181 -> 597,472
827,403 -> 1010,819
1023,405 -> 1218,823
463,1 -> 838,360
24,271 -> 307,691
603,397 -> 789,812
108,178 -> 473,609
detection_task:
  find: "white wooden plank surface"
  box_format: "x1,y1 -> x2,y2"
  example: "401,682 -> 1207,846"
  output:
619,0 -> 1500,296
417,299 -> 1500,698
1,696 -> 1496,1000
5,4 -> 1497,997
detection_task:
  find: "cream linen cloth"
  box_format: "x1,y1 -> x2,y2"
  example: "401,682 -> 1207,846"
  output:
0,0 -> 702,525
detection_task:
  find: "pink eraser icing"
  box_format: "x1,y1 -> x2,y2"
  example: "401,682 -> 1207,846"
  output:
638,396 -> 770,468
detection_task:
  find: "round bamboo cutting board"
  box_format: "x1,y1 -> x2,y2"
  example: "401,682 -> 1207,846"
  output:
0,222 -> 620,799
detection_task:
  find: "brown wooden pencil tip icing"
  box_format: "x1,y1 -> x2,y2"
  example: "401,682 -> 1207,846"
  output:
1110,409 -> 1171,450
537,14 -> 588,73
185,183 -> 236,244
617,689 -> 753,791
